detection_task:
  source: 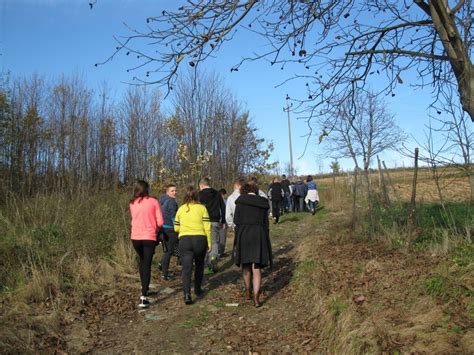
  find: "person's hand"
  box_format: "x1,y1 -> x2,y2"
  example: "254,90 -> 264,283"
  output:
221,223 -> 228,230
207,247 -> 211,252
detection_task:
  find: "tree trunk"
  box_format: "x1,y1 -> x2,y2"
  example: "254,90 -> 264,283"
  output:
429,0 -> 474,121
351,169 -> 358,229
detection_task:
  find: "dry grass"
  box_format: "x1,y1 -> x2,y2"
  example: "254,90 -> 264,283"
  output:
289,206 -> 473,354
318,167 -> 471,204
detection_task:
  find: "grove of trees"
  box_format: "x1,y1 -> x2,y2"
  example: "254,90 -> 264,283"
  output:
0,71 -> 274,198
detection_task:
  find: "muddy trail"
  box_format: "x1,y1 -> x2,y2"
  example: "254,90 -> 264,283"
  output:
63,216 -> 314,353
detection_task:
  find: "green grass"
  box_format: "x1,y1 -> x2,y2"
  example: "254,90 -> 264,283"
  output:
451,324 -> 464,334
291,258 -> 318,284
179,309 -> 211,329
423,275 -> 473,303
368,199 -> 472,246
329,297 -> 348,318
451,244 -> 474,267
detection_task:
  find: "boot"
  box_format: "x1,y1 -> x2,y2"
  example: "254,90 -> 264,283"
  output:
253,292 -> 262,308
184,293 -> 193,305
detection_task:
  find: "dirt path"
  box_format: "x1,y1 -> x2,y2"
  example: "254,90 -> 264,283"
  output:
63,214 -> 316,353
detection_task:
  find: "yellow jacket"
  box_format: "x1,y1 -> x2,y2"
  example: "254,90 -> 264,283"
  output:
174,203 -> 211,247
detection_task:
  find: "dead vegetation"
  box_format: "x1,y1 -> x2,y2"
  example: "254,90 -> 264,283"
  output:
293,210 -> 473,353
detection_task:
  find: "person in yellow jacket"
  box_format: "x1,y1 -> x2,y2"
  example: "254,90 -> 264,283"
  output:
174,186 -> 211,305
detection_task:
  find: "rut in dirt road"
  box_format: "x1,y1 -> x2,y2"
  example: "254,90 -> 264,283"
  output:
64,213 -> 317,354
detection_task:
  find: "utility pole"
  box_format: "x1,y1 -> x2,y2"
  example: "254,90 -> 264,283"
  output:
285,95 -> 294,178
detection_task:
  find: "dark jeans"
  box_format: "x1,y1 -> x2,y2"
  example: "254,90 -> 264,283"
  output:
292,195 -> 299,211
283,193 -> 291,212
132,239 -> 157,297
271,200 -> 282,222
293,196 -> 305,212
218,228 -> 227,256
179,235 -> 208,295
160,228 -> 179,276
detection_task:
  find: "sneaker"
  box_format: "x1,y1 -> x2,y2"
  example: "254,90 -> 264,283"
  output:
157,262 -> 162,271
161,273 -> 173,281
138,296 -> 150,309
194,288 -> 204,297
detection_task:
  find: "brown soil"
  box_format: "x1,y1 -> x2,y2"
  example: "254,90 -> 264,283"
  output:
1,210 -> 472,353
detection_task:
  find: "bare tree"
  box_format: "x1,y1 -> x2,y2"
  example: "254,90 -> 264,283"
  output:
402,86 -> 473,205
327,91 -> 405,194
170,69 -> 276,186
0,72 -> 276,197
120,85 -> 164,184
438,88 -> 473,203
326,90 -> 405,228
100,0 -> 473,123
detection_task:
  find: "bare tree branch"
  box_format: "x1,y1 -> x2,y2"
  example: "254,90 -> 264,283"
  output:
99,0 -> 474,122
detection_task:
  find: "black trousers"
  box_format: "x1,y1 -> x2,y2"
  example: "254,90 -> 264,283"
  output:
179,235 -> 208,295
271,200 -> 282,222
132,239 -> 157,297
160,228 -> 179,276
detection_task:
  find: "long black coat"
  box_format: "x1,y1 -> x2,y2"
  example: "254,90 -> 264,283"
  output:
233,193 -> 272,268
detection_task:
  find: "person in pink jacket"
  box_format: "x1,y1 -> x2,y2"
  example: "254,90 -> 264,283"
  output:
129,180 -> 164,308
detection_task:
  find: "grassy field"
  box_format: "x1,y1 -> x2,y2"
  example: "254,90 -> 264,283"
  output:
0,172 -> 472,352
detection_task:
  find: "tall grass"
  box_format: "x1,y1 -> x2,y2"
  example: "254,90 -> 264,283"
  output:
366,197 -> 473,253
0,191 -> 136,301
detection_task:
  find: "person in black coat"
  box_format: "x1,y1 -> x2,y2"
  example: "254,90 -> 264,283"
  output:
233,182 -> 272,307
268,177 -> 284,224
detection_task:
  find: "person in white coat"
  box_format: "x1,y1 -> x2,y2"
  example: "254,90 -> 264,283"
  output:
225,177 -> 246,230
304,175 -> 319,215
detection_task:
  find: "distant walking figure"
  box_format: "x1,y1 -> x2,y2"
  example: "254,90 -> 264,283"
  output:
218,188 -> 228,257
280,174 -> 291,213
293,179 -> 308,212
159,184 -> 179,280
174,186 -> 211,305
129,180 -> 164,308
305,175 -> 319,215
225,177 -> 245,230
234,183 -> 272,307
198,177 -> 226,274
268,177 -> 284,224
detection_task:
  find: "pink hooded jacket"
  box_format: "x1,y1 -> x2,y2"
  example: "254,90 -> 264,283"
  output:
129,196 -> 164,241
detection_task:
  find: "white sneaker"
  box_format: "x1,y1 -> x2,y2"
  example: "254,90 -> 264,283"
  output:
138,296 -> 150,308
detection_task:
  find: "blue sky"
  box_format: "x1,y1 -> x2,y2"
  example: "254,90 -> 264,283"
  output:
1,0 -> 442,174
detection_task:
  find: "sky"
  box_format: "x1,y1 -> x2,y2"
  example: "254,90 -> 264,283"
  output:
0,0 -> 447,174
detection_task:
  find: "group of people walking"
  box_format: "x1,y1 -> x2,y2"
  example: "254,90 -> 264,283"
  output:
128,175 -> 318,309
268,174 -> 320,223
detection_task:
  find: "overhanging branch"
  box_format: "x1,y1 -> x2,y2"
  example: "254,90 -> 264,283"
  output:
346,49 -> 451,61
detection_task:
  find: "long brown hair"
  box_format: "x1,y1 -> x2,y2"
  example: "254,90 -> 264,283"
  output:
183,185 -> 199,211
130,180 -> 149,204
240,183 -> 258,195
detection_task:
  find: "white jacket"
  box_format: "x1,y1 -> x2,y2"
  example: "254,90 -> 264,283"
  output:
225,189 -> 240,229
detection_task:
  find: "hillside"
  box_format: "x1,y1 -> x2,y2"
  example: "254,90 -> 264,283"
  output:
1,202 -> 472,353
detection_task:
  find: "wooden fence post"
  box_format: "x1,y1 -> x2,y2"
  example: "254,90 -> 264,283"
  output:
377,156 -> 390,207
382,160 -> 400,202
408,148 -> 419,238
